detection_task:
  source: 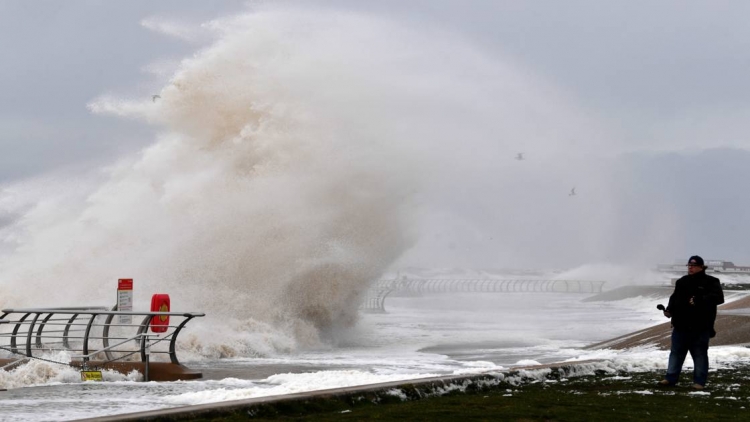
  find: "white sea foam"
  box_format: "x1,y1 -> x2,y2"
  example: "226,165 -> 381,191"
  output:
0,268 -> 738,420
163,370 -> 439,405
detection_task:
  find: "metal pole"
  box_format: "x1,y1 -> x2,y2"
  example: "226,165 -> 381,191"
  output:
141,334 -> 150,382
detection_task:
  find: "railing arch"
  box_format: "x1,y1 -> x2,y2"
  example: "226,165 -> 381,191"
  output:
0,307 -> 204,366
360,278 -> 606,313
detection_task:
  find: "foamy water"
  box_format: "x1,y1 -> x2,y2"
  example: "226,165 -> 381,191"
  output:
0,291 -> 749,421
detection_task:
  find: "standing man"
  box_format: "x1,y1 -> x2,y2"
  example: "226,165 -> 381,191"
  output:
659,255 -> 724,389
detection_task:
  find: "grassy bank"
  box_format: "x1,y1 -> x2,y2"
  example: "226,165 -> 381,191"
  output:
185,365 -> 750,422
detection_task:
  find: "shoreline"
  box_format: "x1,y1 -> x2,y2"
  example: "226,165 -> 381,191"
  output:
74,356 -> 750,421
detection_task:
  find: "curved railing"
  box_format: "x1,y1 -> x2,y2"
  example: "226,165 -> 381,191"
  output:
361,278 -> 606,312
0,307 -> 204,366
360,287 -> 394,314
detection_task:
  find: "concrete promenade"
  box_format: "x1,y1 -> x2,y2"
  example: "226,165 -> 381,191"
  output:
76,359 -> 603,422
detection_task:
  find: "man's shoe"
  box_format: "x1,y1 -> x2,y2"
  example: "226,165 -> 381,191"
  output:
657,380 -> 674,387
692,384 -> 705,390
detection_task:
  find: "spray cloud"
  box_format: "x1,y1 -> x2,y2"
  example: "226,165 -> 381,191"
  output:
0,6 -> 608,350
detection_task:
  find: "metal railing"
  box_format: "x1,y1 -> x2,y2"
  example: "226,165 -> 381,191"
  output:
0,307 -> 204,366
361,278 -> 606,312
360,287 -> 394,314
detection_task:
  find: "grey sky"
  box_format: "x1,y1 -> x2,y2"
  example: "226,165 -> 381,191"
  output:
2,1 -> 750,268
322,1 -> 750,120
0,1 -> 246,180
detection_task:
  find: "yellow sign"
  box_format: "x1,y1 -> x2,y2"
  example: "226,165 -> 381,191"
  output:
81,371 -> 103,381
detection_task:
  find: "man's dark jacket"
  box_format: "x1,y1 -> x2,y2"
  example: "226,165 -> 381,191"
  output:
667,270 -> 724,335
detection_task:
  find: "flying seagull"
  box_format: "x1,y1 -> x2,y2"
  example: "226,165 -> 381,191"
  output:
152,94 -> 161,102
569,187 -> 576,196
515,152 -> 524,160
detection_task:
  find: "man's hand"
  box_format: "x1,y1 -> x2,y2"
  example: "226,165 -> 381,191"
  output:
663,310 -> 671,318
689,296 -> 695,306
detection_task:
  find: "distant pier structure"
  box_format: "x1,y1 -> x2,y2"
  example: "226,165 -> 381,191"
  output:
361,277 -> 606,313
656,259 -> 750,276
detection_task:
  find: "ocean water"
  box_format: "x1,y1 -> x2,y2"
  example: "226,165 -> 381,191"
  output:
2,286 -> 749,421
0,290 -> 667,421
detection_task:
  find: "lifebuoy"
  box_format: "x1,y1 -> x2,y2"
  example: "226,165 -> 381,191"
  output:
150,294 -> 170,333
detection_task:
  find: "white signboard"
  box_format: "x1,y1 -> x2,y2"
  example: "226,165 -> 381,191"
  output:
117,279 -> 133,324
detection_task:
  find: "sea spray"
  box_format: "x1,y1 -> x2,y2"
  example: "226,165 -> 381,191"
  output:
0,6 -> 600,354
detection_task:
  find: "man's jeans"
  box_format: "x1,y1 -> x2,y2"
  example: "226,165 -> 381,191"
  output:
665,329 -> 711,386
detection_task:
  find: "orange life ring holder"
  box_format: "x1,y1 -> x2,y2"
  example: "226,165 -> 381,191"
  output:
150,294 -> 170,333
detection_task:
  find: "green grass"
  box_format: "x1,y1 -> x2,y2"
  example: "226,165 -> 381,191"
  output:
168,365 -> 750,422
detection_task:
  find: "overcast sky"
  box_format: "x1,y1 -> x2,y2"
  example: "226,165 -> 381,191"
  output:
2,1 -> 750,270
